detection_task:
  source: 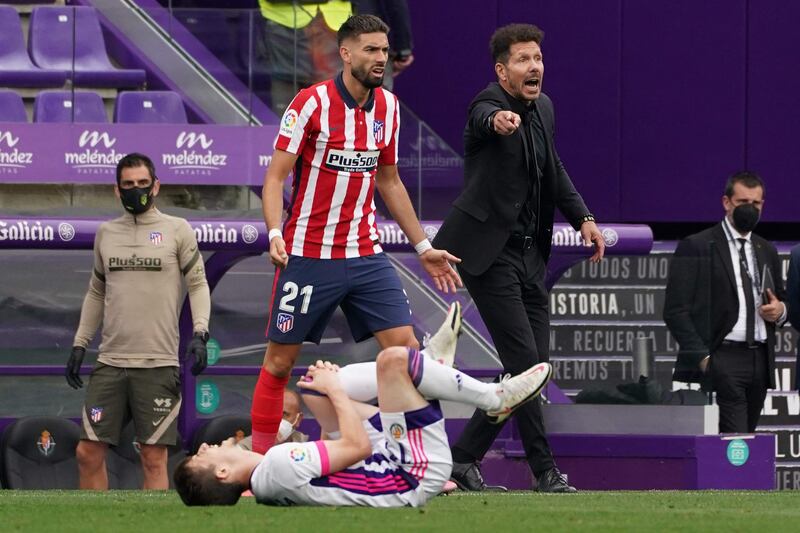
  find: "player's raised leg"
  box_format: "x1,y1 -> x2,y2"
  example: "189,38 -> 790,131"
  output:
303,303 -> 464,406
310,343 -> 551,419
382,346 -> 552,418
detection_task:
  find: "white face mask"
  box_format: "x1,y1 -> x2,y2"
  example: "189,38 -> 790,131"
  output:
276,418 -> 295,443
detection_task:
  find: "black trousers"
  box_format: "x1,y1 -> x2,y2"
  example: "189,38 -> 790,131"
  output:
451,243 -> 554,475
710,342 -> 769,433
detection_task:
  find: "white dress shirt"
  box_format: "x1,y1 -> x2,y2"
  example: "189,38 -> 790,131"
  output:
721,217 -> 767,343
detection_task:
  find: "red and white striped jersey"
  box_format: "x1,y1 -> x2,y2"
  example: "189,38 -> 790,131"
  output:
274,73 -> 400,259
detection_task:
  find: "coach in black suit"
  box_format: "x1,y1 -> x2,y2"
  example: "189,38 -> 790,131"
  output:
664,172 -> 786,433
433,24 -> 604,493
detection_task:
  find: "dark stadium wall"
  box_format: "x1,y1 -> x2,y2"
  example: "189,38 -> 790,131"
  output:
394,0 -> 800,224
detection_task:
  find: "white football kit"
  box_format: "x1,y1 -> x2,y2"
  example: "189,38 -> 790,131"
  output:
249,402 -> 452,507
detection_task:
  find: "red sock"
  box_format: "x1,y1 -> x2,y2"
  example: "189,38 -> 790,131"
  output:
251,367 -> 289,454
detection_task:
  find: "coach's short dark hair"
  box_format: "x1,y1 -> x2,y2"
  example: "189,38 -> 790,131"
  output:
173,456 -> 245,506
115,152 -> 157,186
490,23 -> 545,64
337,14 -> 389,46
725,171 -> 765,198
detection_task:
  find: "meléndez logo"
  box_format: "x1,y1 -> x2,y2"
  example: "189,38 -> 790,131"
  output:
0,130 -> 34,174
64,130 -> 123,174
162,131 -> 228,175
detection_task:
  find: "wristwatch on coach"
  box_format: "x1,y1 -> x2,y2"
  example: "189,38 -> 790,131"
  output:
194,331 -> 210,343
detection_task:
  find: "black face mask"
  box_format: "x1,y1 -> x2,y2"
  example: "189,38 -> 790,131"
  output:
732,203 -> 760,234
119,183 -> 155,215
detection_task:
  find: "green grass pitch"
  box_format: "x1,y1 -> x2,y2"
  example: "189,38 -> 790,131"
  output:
1,490 -> 799,532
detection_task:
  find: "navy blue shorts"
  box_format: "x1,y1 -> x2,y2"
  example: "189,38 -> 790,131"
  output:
266,253 -> 412,344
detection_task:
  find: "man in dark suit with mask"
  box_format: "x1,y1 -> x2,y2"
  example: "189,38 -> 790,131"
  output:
433,23 -> 604,493
664,171 -> 786,433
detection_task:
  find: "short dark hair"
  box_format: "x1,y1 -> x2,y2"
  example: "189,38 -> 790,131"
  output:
490,23 -> 545,64
173,456 -> 245,506
725,171 -> 765,198
337,14 -> 389,46
115,152 -> 157,186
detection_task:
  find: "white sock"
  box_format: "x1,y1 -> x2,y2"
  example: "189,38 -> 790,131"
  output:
419,347 -> 437,362
408,349 -> 501,411
337,362 -> 378,403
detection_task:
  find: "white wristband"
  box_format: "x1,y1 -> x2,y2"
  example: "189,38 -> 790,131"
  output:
268,228 -> 283,242
414,238 -> 433,256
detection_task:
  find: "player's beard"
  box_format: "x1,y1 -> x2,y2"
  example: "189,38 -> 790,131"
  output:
352,63 -> 384,89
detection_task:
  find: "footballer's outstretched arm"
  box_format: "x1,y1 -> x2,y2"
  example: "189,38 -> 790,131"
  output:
375,165 -> 462,293
297,362 -> 371,474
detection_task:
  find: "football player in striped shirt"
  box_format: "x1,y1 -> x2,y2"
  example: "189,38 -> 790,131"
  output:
251,14 -> 462,457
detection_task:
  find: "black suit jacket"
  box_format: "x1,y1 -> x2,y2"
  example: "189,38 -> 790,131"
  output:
433,83 -> 590,276
663,222 -> 785,387
786,244 -> 800,389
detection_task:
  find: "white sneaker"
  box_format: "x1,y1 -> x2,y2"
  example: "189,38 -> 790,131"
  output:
487,362 -> 552,424
423,301 -> 462,367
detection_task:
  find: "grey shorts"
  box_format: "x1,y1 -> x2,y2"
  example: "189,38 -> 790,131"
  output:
80,363 -> 181,447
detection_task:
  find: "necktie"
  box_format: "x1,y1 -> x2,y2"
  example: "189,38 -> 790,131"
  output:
737,238 -> 755,345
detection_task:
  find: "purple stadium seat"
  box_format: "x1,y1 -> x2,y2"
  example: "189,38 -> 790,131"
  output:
28,6 -> 146,88
114,91 -> 188,123
33,90 -> 108,123
0,90 -> 27,122
0,6 -> 66,88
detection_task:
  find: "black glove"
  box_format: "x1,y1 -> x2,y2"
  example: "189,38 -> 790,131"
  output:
66,346 -> 86,389
188,331 -> 209,376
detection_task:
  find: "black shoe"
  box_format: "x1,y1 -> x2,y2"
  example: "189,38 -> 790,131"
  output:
450,461 -> 508,492
535,467 -> 577,493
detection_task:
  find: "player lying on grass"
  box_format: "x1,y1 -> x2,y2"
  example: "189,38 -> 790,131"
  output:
174,336 -> 552,506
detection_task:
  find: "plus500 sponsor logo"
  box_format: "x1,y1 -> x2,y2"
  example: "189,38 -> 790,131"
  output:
0,131 -> 34,172
324,149 -> 379,173
108,256 -> 162,271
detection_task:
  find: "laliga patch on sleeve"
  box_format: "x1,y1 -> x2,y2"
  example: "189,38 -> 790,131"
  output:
289,447 -> 308,463
280,109 -> 299,137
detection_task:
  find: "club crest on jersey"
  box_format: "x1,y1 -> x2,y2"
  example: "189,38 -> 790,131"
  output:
90,407 -> 104,423
390,423 -> 405,440
325,149 -> 379,173
280,109 -> 299,137
149,231 -> 162,246
276,312 -> 294,333
37,430 -> 55,457
373,120 -> 385,143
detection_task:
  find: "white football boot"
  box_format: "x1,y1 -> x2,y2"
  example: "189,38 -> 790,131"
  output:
422,301 -> 462,367
487,362 -> 553,424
